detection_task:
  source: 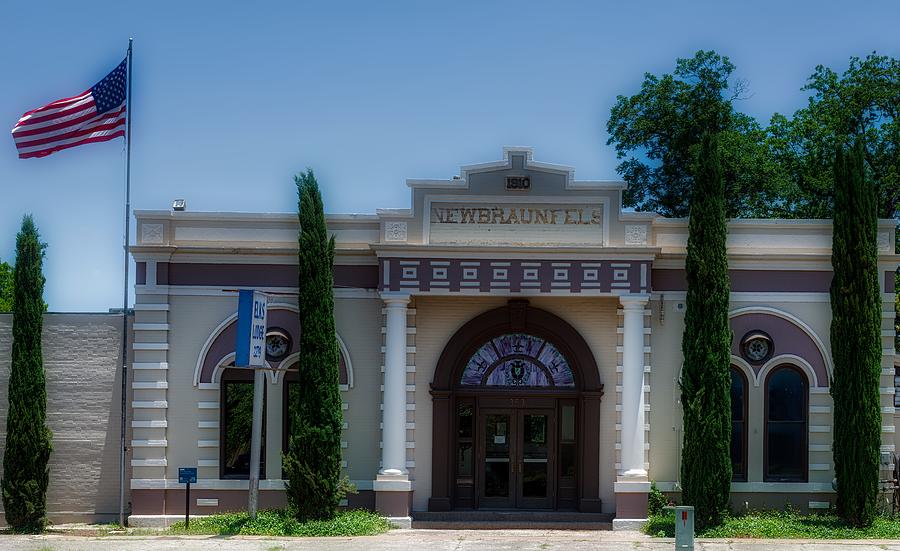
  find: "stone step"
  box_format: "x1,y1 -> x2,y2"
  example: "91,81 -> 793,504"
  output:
412,510 -> 613,530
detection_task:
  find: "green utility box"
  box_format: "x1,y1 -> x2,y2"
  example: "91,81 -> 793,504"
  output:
663,505 -> 694,550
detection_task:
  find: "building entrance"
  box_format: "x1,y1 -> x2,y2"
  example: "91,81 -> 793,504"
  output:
429,301 -> 604,513
454,395 -> 577,510
480,408 -> 554,509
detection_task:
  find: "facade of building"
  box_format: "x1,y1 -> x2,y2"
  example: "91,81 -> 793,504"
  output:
128,147 -> 899,527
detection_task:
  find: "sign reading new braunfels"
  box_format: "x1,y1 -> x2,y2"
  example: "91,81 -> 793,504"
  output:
429,202 -> 604,246
235,289 -> 268,367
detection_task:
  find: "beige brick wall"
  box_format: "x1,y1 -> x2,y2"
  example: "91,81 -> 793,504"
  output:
335,297 -> 384,484
0,313 -> 131,524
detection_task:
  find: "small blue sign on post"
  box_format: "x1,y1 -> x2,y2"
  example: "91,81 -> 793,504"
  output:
179,467 -> 197,528
235,289 -> 268,367
178,467 -> 197,484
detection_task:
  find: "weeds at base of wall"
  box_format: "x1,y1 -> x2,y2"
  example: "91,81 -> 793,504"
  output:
644,509 -> 900,539
166,509 -> 391,537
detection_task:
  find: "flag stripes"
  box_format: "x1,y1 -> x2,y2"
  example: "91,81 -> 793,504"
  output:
11,59 -> 127,159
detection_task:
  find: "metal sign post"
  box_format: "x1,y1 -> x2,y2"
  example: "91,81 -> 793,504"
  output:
179,467 -> 197,529
248,368 -> 265,517
235,290 -> 268,519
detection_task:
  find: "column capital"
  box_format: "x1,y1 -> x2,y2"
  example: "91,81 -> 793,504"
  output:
618,294 -> 650,309
380,292 -> 411,306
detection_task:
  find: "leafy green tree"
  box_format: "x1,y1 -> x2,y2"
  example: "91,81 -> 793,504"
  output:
0,260 -> 12,312
1,216 -> 52,532
607,50 -> 789,217
283,170 -> 343,520
830,141 -> 883,527
679,133 -> 733,529
768,53 -> 899,219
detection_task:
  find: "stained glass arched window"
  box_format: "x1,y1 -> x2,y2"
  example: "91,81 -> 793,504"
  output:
460,333 -> 575,388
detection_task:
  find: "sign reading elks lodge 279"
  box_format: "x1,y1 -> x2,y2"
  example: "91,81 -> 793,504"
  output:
429,202 -> 604,246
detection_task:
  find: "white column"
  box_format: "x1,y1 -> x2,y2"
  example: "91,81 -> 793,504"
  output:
619,294 -> 650,480
380,293 -> 410,477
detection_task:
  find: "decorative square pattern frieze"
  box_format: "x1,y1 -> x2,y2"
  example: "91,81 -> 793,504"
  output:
384,221 -> 408,242
624,225 -> 648,246
141,223 -> 164,244
381,257 -> 654,294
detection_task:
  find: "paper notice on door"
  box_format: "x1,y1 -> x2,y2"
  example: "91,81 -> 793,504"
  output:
494,435 -> 506,444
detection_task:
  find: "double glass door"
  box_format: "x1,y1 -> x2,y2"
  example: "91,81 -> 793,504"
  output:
480,408 -> 555,509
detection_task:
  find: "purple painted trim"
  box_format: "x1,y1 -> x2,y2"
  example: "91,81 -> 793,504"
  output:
157,262 -> 169,285
136,262 -> 147,285
731,313 -> 828,387
380,258 -> 652,295
334,265 -> 379,289
615,492 -> 648,518
652,269 -> 833,293
651,269 -> 686,292
170,263 -> 295,287
886,271 -> 897,294
132,488 -> 293,515
730,270 -> 832,292
198,309 -> 349,385
157,262 -> 377,289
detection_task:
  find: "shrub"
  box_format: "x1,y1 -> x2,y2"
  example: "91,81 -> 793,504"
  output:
1,216 -> 52,533
283,170 -> 344,521
647,482 -> 669,516
830,141 -> 882,527
679,133 -> 733,529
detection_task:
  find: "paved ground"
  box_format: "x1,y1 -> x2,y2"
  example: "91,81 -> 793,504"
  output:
4,530 -> 900,551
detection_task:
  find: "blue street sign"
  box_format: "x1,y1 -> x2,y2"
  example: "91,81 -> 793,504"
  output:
235,289 -> 268,367
178,467 -> 197,484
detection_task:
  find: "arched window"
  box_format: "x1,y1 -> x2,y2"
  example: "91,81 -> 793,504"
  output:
459,333 -> 575,388
730,367 -> 748,482
220,368 -> 265,479
765,366 -> 808,482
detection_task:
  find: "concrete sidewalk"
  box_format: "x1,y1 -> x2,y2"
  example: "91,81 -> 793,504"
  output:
4,529 -> 900,550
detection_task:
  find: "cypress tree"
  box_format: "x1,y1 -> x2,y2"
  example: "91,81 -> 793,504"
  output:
679,133 -> 733,529
1,216 -> 52,532
283,170 -> 343,520
830,141 -> 882,527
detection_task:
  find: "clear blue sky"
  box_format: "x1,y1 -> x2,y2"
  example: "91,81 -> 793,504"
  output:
1,1 -> 897,311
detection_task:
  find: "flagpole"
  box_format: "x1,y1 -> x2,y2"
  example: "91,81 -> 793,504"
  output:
119,37 -> 133,529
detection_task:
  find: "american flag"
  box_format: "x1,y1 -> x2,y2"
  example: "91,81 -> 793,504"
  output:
12,59 -> 127,159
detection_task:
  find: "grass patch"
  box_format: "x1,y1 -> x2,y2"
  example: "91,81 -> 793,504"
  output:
645,509 -> 900,539
167,509 -> 391,537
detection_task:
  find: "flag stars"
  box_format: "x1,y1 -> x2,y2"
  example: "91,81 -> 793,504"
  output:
92,58 -> 127,115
